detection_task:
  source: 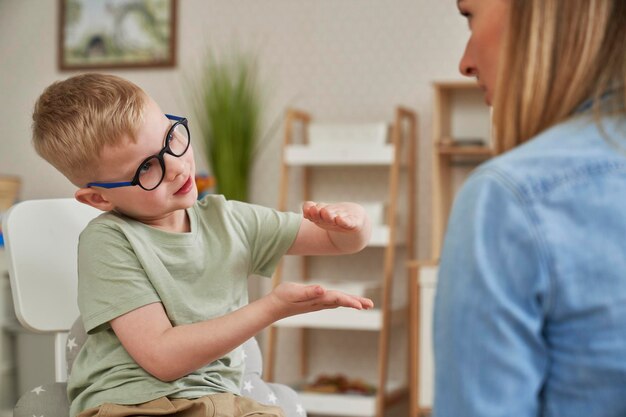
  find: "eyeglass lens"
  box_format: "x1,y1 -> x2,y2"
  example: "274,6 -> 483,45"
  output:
168,123 -> 190,156
137,122 -> 190,190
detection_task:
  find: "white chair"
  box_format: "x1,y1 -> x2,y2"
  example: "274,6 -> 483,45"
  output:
3,198 -> 303,417
3,198 -> 100,383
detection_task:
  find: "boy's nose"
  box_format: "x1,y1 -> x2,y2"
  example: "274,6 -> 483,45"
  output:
163,153 -> 188,181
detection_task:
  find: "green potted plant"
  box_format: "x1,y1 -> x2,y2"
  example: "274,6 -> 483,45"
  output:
191,51 -> 263,202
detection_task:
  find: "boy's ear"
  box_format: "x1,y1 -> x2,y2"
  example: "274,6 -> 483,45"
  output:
75,187 -> 114,211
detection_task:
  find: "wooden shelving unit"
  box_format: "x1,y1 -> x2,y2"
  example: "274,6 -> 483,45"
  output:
436,142 -> 495,157
411,81 -> 499,416
296,379 -> 405,417
407,260 -> 439,417
431,81 -> 497,259
266,107 -> 418,417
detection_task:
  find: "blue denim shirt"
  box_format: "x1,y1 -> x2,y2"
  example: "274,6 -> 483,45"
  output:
433,114 -> 626,417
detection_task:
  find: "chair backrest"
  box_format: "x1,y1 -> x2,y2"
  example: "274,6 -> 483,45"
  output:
2,198 -> 100,381
3,198 -> 100,332
2,198 -> 101,382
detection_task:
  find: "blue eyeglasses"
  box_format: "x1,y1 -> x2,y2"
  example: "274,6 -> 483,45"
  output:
87,114 -> 191,191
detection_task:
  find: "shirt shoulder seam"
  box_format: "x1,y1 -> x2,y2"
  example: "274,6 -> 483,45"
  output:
475,166 -> 557,316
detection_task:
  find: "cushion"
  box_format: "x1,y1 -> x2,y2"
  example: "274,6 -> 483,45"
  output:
14,318 -> 305,417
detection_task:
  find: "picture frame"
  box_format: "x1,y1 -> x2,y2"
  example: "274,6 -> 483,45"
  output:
58,0 -> 177,70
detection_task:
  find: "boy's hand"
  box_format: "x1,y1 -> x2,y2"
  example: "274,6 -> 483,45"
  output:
286,201 -> 372,255
302,201 -> 367,233
268,282 -> 374,320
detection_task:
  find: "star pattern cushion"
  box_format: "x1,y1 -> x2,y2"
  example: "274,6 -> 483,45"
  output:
13,318 -> 306,417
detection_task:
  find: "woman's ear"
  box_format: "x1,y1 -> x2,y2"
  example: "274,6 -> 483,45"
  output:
75,187 -> 114,212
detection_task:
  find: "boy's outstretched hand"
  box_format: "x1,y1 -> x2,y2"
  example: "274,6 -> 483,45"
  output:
302,201 -> 368,232
287,201 -> 372,256
268,282 -> 374,320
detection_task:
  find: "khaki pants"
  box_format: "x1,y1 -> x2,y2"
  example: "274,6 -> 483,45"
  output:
77,393 -> 285,417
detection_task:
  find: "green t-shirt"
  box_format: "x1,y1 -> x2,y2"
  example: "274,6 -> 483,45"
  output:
67,195 -> 300,417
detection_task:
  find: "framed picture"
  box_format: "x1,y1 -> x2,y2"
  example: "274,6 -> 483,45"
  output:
58,0 -> 177,70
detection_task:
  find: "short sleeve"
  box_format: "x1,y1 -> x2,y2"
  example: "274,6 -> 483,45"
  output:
77,222 -> 160,334
433,167 -> 551,417
227,200 -> 301,278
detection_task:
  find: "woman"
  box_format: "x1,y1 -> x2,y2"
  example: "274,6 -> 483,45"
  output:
433,1 -> 626,416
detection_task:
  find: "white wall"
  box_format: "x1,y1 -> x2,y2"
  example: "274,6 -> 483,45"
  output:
0,0 -> 468,258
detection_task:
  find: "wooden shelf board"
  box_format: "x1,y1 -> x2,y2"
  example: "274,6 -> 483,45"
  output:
295,380 -> 405,417
436,143 -> 495,157
418,407 -> 433,417
284,145 -> 394,166
275,306 -> 406,331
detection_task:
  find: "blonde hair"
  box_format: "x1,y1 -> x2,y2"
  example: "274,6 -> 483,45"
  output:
32,73 -> 147,186
493,0 -> 626,152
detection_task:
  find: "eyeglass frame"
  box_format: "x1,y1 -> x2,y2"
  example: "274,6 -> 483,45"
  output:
86,114 -> 191,191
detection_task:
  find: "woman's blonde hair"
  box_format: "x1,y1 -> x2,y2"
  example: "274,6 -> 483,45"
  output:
493,0 -> 626,152
32,73 -> 146,186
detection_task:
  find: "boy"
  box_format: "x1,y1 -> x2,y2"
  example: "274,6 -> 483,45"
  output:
32,73 -> 373,417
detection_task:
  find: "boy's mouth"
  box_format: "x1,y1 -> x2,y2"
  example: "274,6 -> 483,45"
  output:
175,176 -> 194,195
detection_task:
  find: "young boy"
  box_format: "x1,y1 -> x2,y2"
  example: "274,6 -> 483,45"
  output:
32,73 -> 373,417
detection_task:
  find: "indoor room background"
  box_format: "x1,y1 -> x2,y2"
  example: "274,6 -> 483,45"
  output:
0,0 -> 467,246
0,1 -> 469,415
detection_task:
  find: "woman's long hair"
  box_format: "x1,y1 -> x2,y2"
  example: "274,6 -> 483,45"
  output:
493,0 -> 626,152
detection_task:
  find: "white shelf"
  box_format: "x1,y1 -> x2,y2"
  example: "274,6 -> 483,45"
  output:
284,145 -> 394,166
308,123 -> 389,148
275,307 -> 406,331
368,225 -> 389,246
417,265 -> 438,409
273,109 -> 416,417
419,265 -> 438,287
296,380 -> 404,417
367,225 -> 405,247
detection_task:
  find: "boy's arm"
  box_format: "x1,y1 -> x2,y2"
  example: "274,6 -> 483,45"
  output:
287,201 -> 372,255
111,281 -> 373,382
